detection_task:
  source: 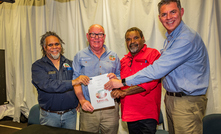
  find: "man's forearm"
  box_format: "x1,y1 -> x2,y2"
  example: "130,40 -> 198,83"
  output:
124,85 -> 145,95
74,84 -> 86,104
74,84 -> 94,112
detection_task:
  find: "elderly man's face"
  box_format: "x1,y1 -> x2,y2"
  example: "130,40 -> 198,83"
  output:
44,35 -> 62,60
125,31 -> 144,56
86,25 -> 106,52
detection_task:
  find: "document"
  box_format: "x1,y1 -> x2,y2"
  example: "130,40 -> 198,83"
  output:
88,73 -> 115,110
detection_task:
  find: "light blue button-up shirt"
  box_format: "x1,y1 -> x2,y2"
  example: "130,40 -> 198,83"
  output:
73,45 -> 121,101
126,21 -> 210,95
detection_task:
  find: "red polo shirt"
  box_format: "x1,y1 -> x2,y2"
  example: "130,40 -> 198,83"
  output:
120,44 -> 161,122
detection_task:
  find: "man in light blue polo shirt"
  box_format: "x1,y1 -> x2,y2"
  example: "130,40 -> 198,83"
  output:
104,0 -> 210,134
73,24 -> 120,134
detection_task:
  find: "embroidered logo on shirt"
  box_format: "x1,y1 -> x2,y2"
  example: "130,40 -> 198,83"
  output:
48,71 -> 56,74
109,55 -> 116,61
63,63 -> 72,70
80,57 -> 91,61
63,63 -> 70,68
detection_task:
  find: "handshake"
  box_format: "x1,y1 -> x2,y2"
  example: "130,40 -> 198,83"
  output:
72,73 -> 124,90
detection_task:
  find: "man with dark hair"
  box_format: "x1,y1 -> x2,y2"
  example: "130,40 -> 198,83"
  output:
105,0 -> 210,134
111,27 -> 161,134
32,31 -> 90,129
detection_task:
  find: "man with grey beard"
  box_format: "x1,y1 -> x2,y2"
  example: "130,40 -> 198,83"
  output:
111,27 -> 161,134
31,31 -> 90,129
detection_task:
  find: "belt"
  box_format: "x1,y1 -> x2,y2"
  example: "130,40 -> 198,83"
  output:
40,107 -> 72,115
166,91 -> 187,97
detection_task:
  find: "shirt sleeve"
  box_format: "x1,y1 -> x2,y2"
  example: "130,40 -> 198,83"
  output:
126,39 -> 194,86
137,49 -> 161,95
72,53 -> 81,80
115,54 -> 121,79
31,61 -> 73,93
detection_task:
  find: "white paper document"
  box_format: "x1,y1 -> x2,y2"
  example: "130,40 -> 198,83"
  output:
88,73 -> 115,110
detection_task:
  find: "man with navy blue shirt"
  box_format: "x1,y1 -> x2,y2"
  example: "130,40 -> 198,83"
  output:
73,24 -> 120,134
32,31 -> 90,130
104,0 -> 210,134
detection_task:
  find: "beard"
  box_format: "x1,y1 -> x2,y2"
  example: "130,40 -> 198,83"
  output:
51,53 -> 60,60
129,43 -> 139,53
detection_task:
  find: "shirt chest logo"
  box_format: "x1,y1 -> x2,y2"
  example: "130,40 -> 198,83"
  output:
63,63 -> 70,68
109,55 -> 116,61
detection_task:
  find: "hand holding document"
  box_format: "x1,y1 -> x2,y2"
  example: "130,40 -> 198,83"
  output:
88,73 -> 115,110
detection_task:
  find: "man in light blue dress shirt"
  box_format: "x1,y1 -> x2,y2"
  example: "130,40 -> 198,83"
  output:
104,0 -> 210,134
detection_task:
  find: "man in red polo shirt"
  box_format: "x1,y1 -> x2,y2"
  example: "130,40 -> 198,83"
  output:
111,27 -> 161,134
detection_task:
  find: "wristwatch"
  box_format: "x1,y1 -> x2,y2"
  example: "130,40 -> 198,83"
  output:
122,79 -> 127,86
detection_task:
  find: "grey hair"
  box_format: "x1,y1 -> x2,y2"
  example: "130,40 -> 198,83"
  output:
158,0 -> 182,14
40,31 -> 64,56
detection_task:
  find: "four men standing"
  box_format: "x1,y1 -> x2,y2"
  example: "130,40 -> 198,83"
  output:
32,0 -> 210,133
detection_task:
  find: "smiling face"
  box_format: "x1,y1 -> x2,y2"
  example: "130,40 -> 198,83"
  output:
44,35 -> 62,60
158,2 -> 184,34
86,24 -> 106,52
125,31 -> 144,56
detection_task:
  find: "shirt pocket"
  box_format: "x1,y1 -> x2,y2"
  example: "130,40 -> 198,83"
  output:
80,58 -> 94,76
135,59 -> 150,68
104,60 -> 116,73
48,71 -> 57,79
66,69 -> 73,79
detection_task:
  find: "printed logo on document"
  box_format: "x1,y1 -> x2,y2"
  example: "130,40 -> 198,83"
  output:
96,89 -> 108,103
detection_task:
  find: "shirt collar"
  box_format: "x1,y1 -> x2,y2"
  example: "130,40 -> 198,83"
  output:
165,20 -> 184,39
88,44 -> 108,55
125,44 -> 147,58
42,54 -> 65,63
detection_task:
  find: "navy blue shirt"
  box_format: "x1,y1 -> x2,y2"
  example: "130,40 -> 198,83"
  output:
32,55 -> 78,111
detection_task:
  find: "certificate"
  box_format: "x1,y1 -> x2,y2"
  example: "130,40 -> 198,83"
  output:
88,73 -> 115,110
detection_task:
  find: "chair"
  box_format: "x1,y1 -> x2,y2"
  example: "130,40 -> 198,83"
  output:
156,110 -> 169,134
203,114 -> 221,134
27,104 -> 40,126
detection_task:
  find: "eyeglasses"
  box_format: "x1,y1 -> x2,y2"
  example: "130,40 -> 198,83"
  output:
89,33 -> 104,38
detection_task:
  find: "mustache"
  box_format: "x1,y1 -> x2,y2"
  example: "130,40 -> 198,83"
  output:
129,43 -> 138,48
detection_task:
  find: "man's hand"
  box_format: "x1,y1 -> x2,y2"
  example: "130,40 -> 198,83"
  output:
104,79 -> 123,91
107,73 -> 118,79
111,89 -> 126,99
80,100 -> 94,112
72,75 -> 90,86
76,103 -> 80,112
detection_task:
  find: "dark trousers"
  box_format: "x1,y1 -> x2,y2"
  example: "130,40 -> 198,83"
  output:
127,119 -> 157,134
